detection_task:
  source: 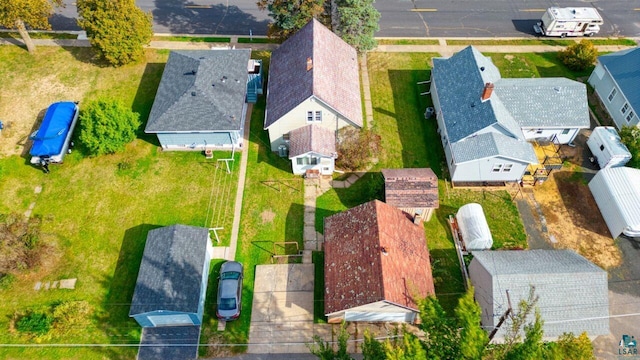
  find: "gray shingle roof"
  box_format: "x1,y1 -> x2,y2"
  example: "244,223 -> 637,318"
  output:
598,47 -> 640,114
495,78 -> 589,128
264,19 -> 362,129
138,325 -> 200,360
452,132 -> 538,164
145,50 -> 250,133
470,250 -> 609,339
288,124 -> 336,158
129,225 -> 209,316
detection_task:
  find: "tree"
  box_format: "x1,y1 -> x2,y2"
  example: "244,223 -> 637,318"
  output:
418,296 -> 461,359
619,126 -> 640,169
557,40 -> 598,71
333,0 -> 380,52
545,332 -> 595,360
336,127 -> 381,171
0,0 -> 63,53
76,0 -> 152,66
383,333 -> 427,360
455,285 -> 489,359
308,324 -> 353,360
257,0 -> 326,40
78,98 -> 141,156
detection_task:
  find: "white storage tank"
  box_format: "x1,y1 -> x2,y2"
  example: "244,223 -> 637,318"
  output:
456,203 -> 493,250
587,127 -> 632,169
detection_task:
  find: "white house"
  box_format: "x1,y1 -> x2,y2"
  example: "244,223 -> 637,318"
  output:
264,19 -> 362,174
430,46 -> 590,186
588,47 -> 640,130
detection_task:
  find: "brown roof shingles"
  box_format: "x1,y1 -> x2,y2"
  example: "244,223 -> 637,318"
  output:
323,200 -> 435,315
381,168 -> 439,209
264,19 -> 363,129
288,124 -> 336,158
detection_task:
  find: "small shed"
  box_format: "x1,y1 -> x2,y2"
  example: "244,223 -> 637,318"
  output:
130,225 -> 213,327
456,203 -> 493,250
589,167 -> 640,238
381,168 -> 439,222
586,127 -> 631,169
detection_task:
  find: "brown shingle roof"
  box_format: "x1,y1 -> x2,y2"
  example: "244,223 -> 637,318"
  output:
264,19 -> 363,129
288,124 -> 336,158
381,168 -> 439,209
323,200 -> 435,315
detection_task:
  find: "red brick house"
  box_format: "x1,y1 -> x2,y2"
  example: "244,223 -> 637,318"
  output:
323,200 -> 435,323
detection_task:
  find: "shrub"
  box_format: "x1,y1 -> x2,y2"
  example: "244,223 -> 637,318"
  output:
619,126 -> 640,169
52,300 -> 92,335
336,127 -> 381,171
0,273 -> 16,290
557,40 -> 598,71
78,98 -> 141,156
16,311 -> 53,335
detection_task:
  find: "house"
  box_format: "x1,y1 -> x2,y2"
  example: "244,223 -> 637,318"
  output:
381,168 -> 439,222
586,126 -> 631,169
469,250 -> 609,341
289,124 -> 336,175
323,200 -> 435,323
145,49 -> 263,150
589,167 -> 640,238
264,19 -> 362,173
588,47 -> 640,130
430,46 -> 589,186
130,224 -> 213,327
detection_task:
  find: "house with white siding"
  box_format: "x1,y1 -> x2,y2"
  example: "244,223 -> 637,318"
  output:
588,47 -> 640,130
430,46 -> 590,186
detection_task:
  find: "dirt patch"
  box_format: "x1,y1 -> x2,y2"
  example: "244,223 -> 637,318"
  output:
260,209 -> 276,224
532,170 -> 621,269
504,54 -> 515,61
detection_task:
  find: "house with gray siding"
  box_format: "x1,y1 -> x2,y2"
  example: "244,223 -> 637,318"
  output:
264,19 -> 362,174
588,47 -> 640,130
430,46 -> 589,186
130,225 -> 213,328
145,49 -> 262,150
469,250 -> 609,341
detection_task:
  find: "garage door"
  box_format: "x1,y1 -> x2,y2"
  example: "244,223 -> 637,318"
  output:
148,314 -> 194,327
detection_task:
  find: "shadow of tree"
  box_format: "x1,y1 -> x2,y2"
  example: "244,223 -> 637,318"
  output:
133,62 -> 166,147
553,171 -> 610,237
153,0 -> 270,35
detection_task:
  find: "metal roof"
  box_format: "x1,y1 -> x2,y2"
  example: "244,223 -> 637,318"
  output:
598,47 -> 640,116
145,50 -> 250,133
452,132 -> 538,164
589,167 -> 640,238
590,126 -> 632,157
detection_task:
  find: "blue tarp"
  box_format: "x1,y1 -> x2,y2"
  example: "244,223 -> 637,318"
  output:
29,102 -> 77,157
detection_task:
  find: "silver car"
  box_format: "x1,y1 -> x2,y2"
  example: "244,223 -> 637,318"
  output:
216,261 -> 243,321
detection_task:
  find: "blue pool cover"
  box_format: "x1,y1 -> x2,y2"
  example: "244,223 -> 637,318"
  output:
29,102 -> 77,157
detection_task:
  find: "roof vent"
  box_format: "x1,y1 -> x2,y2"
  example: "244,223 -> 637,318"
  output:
306,57 -> 313,71
191,91 -> 196,96
480,66 -> 485,71
553,86 -> 561,93
380,247 -> 389,256
221,76 -> 227,83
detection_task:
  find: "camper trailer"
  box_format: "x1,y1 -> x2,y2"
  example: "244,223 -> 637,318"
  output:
534,7 -> 603,37
587,127 -> 632,169
29,101 -> 79,166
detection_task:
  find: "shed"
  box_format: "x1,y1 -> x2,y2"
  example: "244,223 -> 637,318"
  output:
130,225 -> 213,327
469,250 -> 609,341
456,203 -> 493,250
586,127 -> 631,169
381,168 -> 439,222
589,167 -> 640,238
324,200 -> 435,324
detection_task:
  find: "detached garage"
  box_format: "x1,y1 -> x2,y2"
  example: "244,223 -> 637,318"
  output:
130,225 -> 213,327
589,167 -> 640,238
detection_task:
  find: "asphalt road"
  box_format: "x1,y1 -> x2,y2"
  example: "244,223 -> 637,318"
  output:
51,0 -> 640,38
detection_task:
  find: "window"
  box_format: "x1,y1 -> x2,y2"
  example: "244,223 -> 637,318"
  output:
608,88 -> 617,102
315,111 -> 322,122
492,164 -> 503,172
536,129 -> 543,134
626,111 -> 636,123
283,133 -> 290,141
310,157 -> 318,165
297,158 -> 303,165
307,111 -> 313,122
561,128 -> 570,135
621,103 -> 629,115
503,164 -> 513,172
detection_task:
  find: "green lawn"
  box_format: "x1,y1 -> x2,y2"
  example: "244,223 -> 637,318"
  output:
0,47 -> 239,359
151,36 -> 231,43
486,51 -> 594,79
446,38 -> 636,46
377,39 -> 440,45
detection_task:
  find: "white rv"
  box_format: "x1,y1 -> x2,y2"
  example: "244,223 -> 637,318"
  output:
587,127 -> 632,169
534,7 -> 603,37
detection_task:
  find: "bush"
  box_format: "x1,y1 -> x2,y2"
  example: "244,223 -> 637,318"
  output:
620,126 -> 640,169
336,127 -> 381,171
78,98 -> 141,156
0,273 -> 16,290
557,40 -> 598,71
16,311 -> 53,335
52,300 -> 92,335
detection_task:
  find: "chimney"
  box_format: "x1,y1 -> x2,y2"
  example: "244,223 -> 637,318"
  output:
481,82 -> 494,101
413,213 -> 422,224
306,57 -> 313,71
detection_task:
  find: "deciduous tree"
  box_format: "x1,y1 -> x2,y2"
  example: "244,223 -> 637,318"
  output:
0,0 -> 63,53
558,40 -> 598,71
333,0 -> 380,52
257,0 -> 326,40
76,0 -> 152,66
78,98 -> 141,156
619,126 -> 640,169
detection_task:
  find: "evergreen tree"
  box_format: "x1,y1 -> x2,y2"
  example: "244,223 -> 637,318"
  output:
0,0 -> 63,53
333,0 -> 380,52
257,0 -> 326,40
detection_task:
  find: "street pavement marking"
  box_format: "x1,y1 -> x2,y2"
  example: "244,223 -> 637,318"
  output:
411,8 -> 437,12
634,8 -> 640,11
185,4 -> 213,9
520,9 -> 546,12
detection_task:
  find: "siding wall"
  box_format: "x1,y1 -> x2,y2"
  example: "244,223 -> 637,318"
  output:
468,259 -> 495,330
157,132 -> 240,150
588,64 -> 640,129
452,157 -> 528,184
290,152 -> 334,175
521,127 -> 581,144
327,301 -> 418,323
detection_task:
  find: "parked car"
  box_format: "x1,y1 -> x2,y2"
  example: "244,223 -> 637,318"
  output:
216,261 -> 243,321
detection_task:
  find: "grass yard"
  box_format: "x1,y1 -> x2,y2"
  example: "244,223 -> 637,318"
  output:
486,51 -> 594,79
151,36 -> 231,43
446,38 -> 637,46
377,39 -> 440,45
0,47 -> 239,359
